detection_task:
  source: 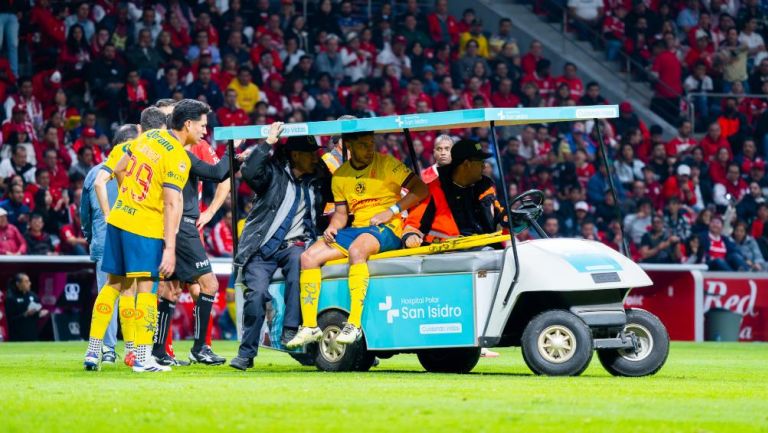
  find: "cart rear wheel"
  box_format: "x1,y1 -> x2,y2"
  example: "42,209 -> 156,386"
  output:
597,309 -> 669,377
417,347 -> 481,374
521,309 -> 593,376
314,310 -> 370,372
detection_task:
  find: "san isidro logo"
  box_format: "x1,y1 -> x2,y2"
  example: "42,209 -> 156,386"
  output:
378,295 -> 464,335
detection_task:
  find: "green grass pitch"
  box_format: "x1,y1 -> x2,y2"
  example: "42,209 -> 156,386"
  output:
0,341 -> 766,433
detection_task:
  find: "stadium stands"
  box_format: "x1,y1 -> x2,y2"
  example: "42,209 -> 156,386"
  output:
0,0 -> 766,272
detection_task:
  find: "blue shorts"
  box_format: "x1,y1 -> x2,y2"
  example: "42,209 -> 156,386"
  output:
102,224 -> 164,279
332,224 -> 401,255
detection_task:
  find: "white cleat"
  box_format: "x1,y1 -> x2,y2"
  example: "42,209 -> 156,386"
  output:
335,323 -> 362,345
132,357 -> 172,373
285,326 -> 323,349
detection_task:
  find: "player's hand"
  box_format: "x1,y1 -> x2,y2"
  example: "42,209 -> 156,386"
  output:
196,210 -> 214,230
369,210 -> 394,226
158,247 -> 176,279
323,226 -> 338,243
404,234 -> 423,249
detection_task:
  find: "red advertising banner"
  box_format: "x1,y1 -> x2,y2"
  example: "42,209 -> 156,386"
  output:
627,268 -> 768,342
625,270 -> 700,341
703,274 -> 768,341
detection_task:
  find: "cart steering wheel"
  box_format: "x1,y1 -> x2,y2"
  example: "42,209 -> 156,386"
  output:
508,189 -> 545,229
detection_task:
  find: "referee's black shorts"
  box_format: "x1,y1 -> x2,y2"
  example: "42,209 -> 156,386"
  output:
170,216 -> 212,283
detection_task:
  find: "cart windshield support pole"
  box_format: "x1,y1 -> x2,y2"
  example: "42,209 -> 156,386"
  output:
402,128 -> 420,173
488,121 -> 520,306
594,118 -> 629,257
227,139 -> 239,257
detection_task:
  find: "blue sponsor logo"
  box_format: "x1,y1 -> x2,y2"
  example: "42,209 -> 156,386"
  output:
561,253 -> 622,273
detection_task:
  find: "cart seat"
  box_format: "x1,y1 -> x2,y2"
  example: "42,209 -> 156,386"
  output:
420,249 -> 504,274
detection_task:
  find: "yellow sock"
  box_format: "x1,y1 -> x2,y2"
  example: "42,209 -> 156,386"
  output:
134,292 -> 158,346
89,285 -> 120,339
118,295 -> 135,351
299,269 -> 322,328
347,263 -> 370,328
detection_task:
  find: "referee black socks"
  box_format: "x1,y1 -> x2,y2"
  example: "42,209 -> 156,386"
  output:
153,298 -> 175,358
192,293 -> 215,352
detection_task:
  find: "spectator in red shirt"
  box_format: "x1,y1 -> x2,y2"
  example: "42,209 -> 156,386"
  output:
685,30 -> 716,72
603,5 -> 627,61
35,124 -> 71,170
490,78 -> 520,108
709,146 -> 732,186
649,39 -> 683,124
41,149 -> 69,192
521,59 -> 555,100
400,77 -> 433,114
666,119 -> 698,158
0,208 -> 26,255
432,75 -> 457,112
460,76 -> 491,108
700,122 -> 731,160
521,40 -> 544,75
713,163 -> 749,207
427,0 -> 460,45
216,89 -> 250,127
59,210 -> 88,256
211,208 -> 234,257
164,11 -> 192,50
555,62 -> 584,100
663,164 -> 697,206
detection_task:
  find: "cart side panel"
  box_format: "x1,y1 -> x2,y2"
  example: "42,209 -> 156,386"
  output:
311,273 -> 477,350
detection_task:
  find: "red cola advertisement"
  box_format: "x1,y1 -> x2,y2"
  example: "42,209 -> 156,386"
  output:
702,274 -> 767,341
626,266 -> 768,342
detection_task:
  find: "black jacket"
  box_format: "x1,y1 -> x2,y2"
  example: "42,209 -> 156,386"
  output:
234,143 -> 331,267
5,289 -> 41,341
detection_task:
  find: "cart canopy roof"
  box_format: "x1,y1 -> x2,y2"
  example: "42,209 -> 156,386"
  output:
213,105 -> 619,141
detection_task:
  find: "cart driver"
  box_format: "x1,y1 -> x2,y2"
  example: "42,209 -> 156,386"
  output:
402,138 -> 505,247
286,130 -> 429,348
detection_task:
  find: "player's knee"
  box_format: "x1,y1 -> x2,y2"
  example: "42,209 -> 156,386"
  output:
348,246 -> 370,265
301,250 -> 319,269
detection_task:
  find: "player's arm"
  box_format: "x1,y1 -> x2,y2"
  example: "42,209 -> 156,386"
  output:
369,173 -> 429,226
159,187 -> 183,277
94,168 -> 115,218
323,203 -> 349,243
80,186 -> 93,243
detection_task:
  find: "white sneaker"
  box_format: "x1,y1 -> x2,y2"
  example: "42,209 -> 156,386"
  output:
133,356 -> 172,373
335,323 -> 362,345
285,326 -> 323,349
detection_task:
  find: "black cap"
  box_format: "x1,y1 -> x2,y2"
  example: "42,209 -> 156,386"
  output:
451,139 -> 492,165
284,136 -> 319,152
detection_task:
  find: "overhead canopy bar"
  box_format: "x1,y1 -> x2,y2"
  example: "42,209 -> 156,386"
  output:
213,105 -> 619,141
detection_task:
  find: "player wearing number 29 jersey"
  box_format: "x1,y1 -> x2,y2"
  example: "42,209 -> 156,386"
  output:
104,129 -> 191,239
101,129 -> 191,279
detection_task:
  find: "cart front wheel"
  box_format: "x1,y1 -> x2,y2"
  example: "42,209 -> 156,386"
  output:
597,309 -> 670,377
521,309 -> 594,376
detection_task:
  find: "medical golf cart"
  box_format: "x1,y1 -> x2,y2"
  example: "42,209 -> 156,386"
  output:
215,106 -> 670,377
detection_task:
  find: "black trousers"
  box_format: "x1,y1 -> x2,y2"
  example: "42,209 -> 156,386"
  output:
237,245 -> 303,358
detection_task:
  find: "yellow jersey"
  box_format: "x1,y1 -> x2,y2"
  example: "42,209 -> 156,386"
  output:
332,153 -> 413,235
227,79 -> 260,113
106,129 -> 191,239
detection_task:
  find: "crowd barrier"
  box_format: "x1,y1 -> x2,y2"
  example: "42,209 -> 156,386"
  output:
1,257 -> 766,342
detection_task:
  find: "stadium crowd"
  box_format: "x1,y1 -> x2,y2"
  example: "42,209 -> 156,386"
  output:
0,0 -> 766,272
